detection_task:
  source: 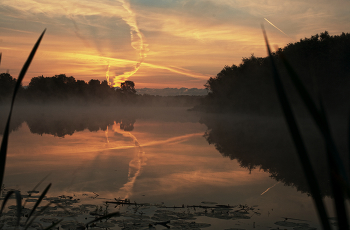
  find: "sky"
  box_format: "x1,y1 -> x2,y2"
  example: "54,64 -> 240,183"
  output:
0,0 -> 349,88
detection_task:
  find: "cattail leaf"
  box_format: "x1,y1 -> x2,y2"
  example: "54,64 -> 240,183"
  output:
14,190 -> 22,226
0,29 -> 46,189
279,53 -> 349,184
43,219 -> 63,230
0,190 -> 15,216
25,183 -> 51,225
262,25 -> 331,230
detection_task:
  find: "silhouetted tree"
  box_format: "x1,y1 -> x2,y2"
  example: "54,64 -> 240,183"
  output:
0,73 -> 17,101
120,117 -> 136,131
120,81 -> 136,94
199,31 -> 350,114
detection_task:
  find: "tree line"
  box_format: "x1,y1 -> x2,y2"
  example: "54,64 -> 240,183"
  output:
0,73 -> 137,104
195,31 -> 350,115
0,74 -> 202,106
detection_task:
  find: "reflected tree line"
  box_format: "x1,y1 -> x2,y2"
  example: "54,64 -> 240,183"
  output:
0,106 -> 136,137
26,116 -> 136,137
0,73 -> 202,107
199,113 -> 348,197
0,106 -> 199,137
196,31 -> 350,197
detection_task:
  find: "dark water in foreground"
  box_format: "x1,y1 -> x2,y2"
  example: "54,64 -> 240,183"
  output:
1,105 -> 346,229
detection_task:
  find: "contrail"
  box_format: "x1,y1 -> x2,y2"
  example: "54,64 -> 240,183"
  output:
105,62 -> 111,85
260,182 -> 280,195
264,18 -> 288,36
105,125 -> 109,143
108,132 -> 203,150
69,16 -> 91,48
112,123 -> 146,199
0,27 -> 34,34
109,0 -> 148,87
45,51 -> 211,80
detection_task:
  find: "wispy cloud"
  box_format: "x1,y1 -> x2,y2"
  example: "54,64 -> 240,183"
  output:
1,0 -> 349,88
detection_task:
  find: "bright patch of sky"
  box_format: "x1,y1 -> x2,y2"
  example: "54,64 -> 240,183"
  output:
0,0 -> 349,88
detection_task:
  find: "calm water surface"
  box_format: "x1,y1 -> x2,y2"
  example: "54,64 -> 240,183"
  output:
1,105 -> 341,229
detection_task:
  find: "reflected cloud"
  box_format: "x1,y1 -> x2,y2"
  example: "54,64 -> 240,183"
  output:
111,123 -> 146,199
137,169 -> 269,196
260,182 -> 280,195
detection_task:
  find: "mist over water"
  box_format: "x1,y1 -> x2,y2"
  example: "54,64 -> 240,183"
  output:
1,104 -> 345,229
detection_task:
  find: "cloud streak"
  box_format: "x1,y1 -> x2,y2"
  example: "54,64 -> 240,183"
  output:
264,18 -> 288,36
110,0 -> 148,87
111,124 -> 147,199
37,51 -> 210,81
1,0 -> 349,88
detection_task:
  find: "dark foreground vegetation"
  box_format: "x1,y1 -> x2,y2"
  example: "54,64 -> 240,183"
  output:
0,74 -> 203,107
195,31 -> 350,115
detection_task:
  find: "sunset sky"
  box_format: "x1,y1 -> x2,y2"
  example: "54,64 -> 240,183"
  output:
0,0 -> 349,88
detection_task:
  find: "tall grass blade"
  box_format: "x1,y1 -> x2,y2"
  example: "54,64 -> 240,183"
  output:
262,26 -> 331,230
0,190 -> 22,225
23,173 -> 51,209
25,200 -> 77,230
319,100 -> 349,229
43,219 -> 63,230
0,29 -> 46,189
25,183 -> 51,225
24,202 -> 52,230
279,53 -> 349,184
0,190 -> 15,216
280,50 -> 349,229
14,190 -> 22,226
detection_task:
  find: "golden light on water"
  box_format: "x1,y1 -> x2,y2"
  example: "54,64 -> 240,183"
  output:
4,119 -> 272,194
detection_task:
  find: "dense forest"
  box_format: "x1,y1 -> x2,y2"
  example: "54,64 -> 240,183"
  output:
0,74 -> 202,106
195,31 -> 350,115
197,31 -> 350,196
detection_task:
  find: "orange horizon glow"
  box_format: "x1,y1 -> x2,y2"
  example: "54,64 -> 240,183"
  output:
1,0 -> 349,88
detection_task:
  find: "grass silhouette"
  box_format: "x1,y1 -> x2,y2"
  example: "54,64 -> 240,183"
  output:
263,26 -> 349,230
0,29 -> 119,230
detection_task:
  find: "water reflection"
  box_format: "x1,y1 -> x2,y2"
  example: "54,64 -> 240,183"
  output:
1,105 -> 205,198
1,105 -> 199,137
2,105 -> 346,198
111,123 -> 146,200
200,113 -> 349,197
1,106 -> 328,228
